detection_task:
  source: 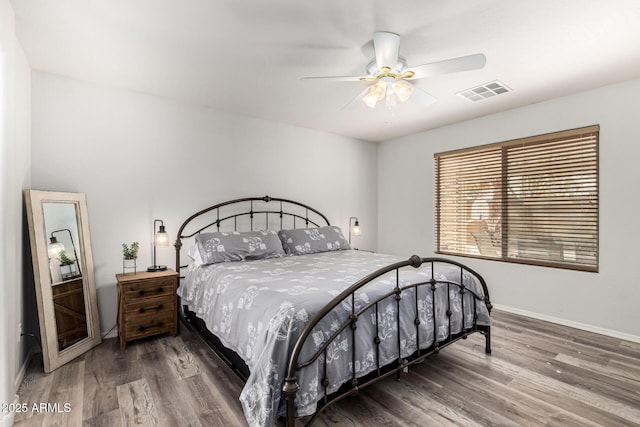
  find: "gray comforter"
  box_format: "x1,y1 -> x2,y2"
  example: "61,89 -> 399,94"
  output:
181,250 -> 491,427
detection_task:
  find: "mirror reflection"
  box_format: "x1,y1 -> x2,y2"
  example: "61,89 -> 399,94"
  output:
26,189 -> 101,372
42,202 -> 88,351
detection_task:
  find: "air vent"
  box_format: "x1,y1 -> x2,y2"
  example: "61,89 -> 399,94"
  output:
458,81 -> 511,102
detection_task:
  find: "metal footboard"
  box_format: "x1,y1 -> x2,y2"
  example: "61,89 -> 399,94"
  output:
282,255 -> 492,426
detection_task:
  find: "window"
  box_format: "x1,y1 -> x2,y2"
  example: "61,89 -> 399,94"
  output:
435,125 -> 599,272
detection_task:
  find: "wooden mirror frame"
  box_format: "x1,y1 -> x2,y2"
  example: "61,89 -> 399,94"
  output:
25,190 -> 101,372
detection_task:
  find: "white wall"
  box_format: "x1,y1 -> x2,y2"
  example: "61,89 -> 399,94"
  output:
378,77 -> 640,341
31,72 -> 378,337
0,0 -> 31,424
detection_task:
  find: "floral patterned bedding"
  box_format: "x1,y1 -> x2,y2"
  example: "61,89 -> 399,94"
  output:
181,250 -> 491,427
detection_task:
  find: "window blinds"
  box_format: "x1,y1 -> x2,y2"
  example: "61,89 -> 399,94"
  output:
435,125 -> 599,272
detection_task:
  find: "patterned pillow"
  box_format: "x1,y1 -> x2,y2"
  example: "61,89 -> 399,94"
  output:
278,226 -> 350,255
195,230 -> 285,264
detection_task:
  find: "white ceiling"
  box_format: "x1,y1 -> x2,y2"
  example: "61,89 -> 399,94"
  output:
10,0 -> 640,142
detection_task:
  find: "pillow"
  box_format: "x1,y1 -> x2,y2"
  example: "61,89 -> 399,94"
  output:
278,226 -> 350,255
194,230 -> 285,265
186,242 -> 204,266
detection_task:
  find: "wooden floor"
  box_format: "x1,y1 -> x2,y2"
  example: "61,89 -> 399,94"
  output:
14,310 -> 640,426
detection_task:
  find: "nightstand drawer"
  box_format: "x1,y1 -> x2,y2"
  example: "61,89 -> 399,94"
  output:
124,295 -> 174,321
125,310 -> 175,340
123,277 -> 175,301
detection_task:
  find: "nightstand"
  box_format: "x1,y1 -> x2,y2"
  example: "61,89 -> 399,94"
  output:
116,269 -> 178,350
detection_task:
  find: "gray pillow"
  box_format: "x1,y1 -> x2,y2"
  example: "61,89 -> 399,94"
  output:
195,230 -> 285,264
278,226 -> 350,255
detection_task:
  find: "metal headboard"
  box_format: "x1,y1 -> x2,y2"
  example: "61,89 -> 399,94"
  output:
174,195 -> 331,277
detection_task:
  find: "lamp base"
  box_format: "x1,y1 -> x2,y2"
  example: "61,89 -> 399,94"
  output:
147,265 -> 167,272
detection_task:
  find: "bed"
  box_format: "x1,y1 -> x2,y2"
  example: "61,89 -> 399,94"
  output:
175,196 -> 492,427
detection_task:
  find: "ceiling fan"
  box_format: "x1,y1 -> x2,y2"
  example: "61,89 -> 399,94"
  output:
303,31 -> 487,109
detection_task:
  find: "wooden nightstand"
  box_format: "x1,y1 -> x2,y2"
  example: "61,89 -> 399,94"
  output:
116,269 -> 178,350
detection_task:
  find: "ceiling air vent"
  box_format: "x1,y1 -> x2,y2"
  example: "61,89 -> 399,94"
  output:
458,81 -> 511,102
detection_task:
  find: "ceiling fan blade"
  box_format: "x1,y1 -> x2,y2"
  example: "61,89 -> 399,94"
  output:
409,53 -> 486,80
341,87 -> 371,111
302,75 -> 363,82
405,81 -> 437,107
373,31 -> 401,71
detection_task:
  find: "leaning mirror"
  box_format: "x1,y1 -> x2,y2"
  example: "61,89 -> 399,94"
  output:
25,190 -> 101,372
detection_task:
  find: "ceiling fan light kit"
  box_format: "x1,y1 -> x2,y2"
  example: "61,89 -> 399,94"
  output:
304,31 -> 487,110
361,77 -> 414,108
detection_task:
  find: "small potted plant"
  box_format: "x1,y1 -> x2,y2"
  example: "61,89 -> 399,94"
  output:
58,250 -> 77,280
122,242 -> 139,273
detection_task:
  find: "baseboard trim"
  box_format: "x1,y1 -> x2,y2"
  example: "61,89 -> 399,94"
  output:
492,304 -> 640,344
0,395 -> 19,427
14,347 -> 35,392
2,348 -> 36,427
102,329 -> 118,339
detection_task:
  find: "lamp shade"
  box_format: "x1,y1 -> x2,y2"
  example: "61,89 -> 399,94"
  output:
47,237 -> 65,259
392,80 -> 413,102
155,225 -> 170,248
362,81 -> 387,108
352,221 -> 361,236
348,216 -> 361,246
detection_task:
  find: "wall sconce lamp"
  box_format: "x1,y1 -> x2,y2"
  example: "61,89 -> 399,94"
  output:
349,216 -> 361,245
148,219 -> 169,272
49,229 -> 82,275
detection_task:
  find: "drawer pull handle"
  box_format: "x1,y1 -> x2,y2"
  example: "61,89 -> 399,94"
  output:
138,322 -> 163,333
139,304 -> 163,314
138,287 -> 164,297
